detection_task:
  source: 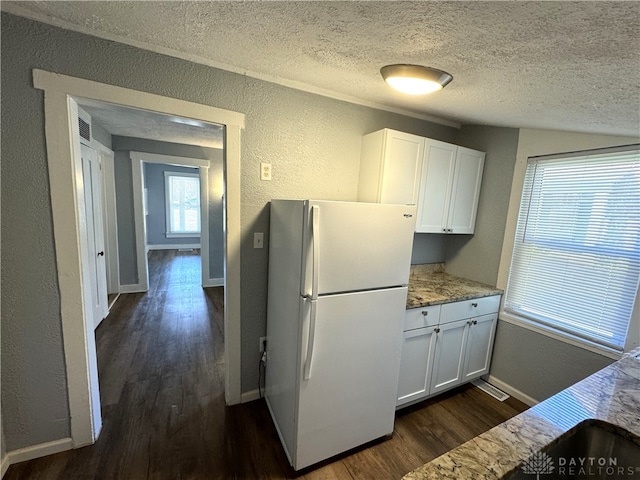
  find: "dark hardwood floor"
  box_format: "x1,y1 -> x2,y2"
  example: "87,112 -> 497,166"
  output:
5,250 -> 528,479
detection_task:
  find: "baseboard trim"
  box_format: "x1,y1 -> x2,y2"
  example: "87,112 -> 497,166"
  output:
203,278 -> 224,288
486,375 -> 539,407
146,244 -> 201,251
240,389 -> 261,403
1,454 -> 9,478
118,284 -> 147,294
4,437 -> 73,471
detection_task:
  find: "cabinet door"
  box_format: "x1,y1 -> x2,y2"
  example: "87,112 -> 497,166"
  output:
447,147 -> 485,234
462,313 -> 497,381
415,139 -> 456,233
379,130 -> 424,205
429,319 -> 468,395
397,327 -> 437,406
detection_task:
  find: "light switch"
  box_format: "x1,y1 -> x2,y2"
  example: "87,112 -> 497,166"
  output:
260,162 -> 272,181
253,232 -> 264,249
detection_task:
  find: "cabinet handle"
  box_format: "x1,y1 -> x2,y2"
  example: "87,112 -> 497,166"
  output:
421,311 -> 429,316
471,302 -> 478,308
434,327 -> 440,333
473,320 -> 478,325
442,228 -> 447,232
448,228 -> 453,232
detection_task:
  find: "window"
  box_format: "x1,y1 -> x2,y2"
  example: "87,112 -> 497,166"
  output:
504,146 -> 640,352
165,171 -> 201,236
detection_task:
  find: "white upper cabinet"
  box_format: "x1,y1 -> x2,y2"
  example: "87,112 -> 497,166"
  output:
357,129 -> 424,205
415,139 -> 456,232
415,139 -> 485,234
358,129 -> 485,234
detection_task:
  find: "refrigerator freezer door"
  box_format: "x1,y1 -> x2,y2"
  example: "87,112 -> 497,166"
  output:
302,201 -> 416,296
295,287 -> 407,470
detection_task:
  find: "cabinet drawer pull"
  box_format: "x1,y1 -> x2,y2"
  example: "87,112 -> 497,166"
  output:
473,320 -> 478,325
434,327 -> 440,333
471,302 -> 478,308
421,310 -> 429,316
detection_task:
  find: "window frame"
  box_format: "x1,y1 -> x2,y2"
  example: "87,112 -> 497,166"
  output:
164,171 -> 201,238
497,142 -> 640,359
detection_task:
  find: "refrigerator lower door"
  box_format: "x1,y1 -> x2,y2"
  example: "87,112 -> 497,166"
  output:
294,287 -> 407,470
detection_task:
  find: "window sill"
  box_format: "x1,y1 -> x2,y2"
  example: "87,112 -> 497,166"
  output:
498,310 -> 623,361
166,233 -> 201,238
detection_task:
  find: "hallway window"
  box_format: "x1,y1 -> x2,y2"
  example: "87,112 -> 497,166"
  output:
165,172 -> 201,236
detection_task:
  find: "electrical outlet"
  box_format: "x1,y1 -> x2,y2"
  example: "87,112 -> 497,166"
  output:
260,162 -> 272,181
259,336 -> 267,353
253,232 -> 264,249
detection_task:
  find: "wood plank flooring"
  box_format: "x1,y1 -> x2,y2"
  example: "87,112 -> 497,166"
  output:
5,250 -> 528,479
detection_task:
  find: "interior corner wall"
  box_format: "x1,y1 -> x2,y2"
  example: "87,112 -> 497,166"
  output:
0,11 -> 458,451
113,151 -> 138,286
91,121 -> 112,150
411,234 -> 446,265
444,125 -> 520,286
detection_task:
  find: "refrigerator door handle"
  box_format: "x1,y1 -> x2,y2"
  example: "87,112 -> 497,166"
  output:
311,204 -> 320,301
303,299 -> 317,380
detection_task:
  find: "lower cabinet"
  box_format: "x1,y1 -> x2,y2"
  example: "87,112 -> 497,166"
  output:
429,319 -> 468,395
462,313 -> 498,382
397,327 -> 437,406
397,296 -> 499,407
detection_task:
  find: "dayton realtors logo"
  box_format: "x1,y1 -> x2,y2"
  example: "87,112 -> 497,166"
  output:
522,452 -> 554,479
521,451 -> 639,478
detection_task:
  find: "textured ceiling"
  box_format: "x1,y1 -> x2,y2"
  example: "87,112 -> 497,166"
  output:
77,99 -> 224,149
4,1 -> 640,137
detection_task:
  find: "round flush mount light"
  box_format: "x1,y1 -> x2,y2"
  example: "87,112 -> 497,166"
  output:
380,64 -> 453,95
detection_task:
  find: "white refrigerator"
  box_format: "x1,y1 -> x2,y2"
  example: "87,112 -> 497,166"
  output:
265,199 -> 416,470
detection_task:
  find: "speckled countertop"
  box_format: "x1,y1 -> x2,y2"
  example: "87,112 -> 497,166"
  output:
407,264 -> 503,309
403,347 -> 640,479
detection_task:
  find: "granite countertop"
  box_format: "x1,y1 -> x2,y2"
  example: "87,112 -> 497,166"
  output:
407,264 -> 503,309
403,347 -> 640,479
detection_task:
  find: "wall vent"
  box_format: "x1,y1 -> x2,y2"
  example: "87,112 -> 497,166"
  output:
78,117 -> 91,142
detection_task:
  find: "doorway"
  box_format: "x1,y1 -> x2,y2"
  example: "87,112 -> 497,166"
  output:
129,151 -> 220,292
34,69 -> 244,447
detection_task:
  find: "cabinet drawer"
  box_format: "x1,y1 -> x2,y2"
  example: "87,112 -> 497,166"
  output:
440,295 -> 501,324
404,305 -> 441,331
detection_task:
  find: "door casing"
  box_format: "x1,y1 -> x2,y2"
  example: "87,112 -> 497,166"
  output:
33,69 -> 244,448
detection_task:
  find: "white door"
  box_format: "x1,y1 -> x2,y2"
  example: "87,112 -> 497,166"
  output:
415,139 -> 456,233
295,287 -> 406,470
81,145 -> 109,328
379,130 -> 424,205
447,147 -> 485,234
302,201 -> 416,296
397,326 -> 437,406
462,313 -> 497,381
430,319 -> 468,395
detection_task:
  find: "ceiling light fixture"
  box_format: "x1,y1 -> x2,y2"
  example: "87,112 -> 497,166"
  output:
380,64 -> 453,95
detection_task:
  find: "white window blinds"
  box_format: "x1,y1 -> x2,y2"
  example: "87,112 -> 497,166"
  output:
504,146 -> 640,351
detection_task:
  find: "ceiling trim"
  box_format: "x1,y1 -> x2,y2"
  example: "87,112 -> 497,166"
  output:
2,4 -> 461,130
